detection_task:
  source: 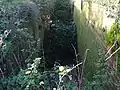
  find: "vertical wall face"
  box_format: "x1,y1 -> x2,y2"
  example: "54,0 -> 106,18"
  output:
74,0 -> 105,79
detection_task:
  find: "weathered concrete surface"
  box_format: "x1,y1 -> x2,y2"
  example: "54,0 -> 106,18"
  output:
74,0 -> 105,79
74,0 -> 116,31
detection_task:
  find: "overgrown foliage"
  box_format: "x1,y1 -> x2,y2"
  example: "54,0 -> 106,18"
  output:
0,0 -> 42,76
0,58 -> 44,90
44,0 -> 77,67
3,0 -> 120,90
0,0 -> 78,89
84,50 -> 120,90
106,20 -> 120,72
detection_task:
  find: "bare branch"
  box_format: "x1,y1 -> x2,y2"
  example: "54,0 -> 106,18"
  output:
71,43 -> 81,90
12,53 -> 22,70
0,68 -> 4,78
105,47 -> 120,61
105,41 -> 116,57
59,49 -> 89,88
80,49 -> 89,83
59,62 -> 83,86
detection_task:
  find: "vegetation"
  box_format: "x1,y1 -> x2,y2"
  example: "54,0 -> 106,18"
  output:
106,20 -> 120,72
0,0 -> 120,90
0,0 -> 77,89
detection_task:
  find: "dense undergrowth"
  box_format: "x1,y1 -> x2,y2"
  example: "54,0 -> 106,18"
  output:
106,20 -> 120,72
74,0 -> 120,89
0,0 -> 120,90
0,0 -> 78,90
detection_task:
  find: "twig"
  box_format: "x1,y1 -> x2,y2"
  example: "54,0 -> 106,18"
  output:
17,47 -> 21,66
58,49 -> 89,89
42,43 -> 46,71
12,53 -> 22,70
80,49 -> 89,90
105,41 -> 116,57
71,44 -> 78,61
59,62 -> 83,86
105,47 -> 120,61
71,44 -> 80,90
0,68 -> 4,78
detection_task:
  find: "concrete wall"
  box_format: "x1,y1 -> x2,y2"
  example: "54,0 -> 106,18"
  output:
74,0 -> 115,31
74,0 -> 105,79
